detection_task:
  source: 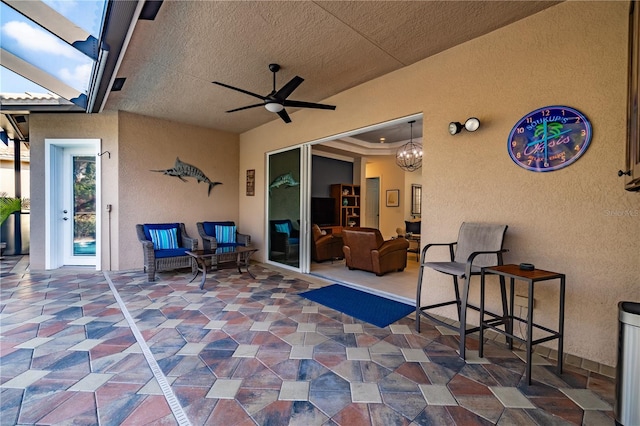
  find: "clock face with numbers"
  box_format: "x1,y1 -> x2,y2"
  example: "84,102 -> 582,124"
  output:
507,106 -> 592,172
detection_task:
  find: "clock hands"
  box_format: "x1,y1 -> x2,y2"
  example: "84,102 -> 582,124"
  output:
526,125 -> 573,166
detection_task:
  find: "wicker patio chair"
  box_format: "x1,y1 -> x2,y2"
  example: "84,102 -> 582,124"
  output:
196,221 -> 251,250
136,223 -> 197,281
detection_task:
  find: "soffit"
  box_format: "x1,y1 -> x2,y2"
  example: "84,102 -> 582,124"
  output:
104,0 -> 560,135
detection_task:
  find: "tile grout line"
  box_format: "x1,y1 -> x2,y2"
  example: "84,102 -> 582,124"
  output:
103,272 -> 191,426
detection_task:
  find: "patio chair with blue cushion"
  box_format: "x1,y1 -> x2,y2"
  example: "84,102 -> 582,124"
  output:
197,221 -> 251,250
415,222 -> 509,360
269,219 -> 299,260
136,222 -> 197,282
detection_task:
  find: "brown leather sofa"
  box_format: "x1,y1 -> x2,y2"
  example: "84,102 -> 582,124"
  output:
341,227 -> 409,276
311,224 -> 344,262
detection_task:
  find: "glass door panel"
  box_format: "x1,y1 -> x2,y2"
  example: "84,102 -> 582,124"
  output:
267,148 -> 301,268
72,156 -> 96,256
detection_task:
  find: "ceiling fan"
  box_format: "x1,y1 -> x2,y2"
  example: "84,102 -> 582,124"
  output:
212,63 -> 336,123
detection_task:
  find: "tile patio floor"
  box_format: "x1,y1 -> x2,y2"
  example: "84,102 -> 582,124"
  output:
0,256 -> 616,425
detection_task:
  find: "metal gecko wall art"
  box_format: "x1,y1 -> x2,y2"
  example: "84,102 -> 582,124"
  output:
151,157 -> 222,196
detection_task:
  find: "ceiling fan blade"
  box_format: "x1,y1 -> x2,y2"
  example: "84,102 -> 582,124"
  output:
283,100 -> 336,110
226,103 -> 264,113
274,76 -> 304,100
277,109 -> 292,123
212,81 -> 266,100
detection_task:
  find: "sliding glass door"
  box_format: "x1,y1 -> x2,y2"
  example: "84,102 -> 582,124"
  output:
267,148 -> 302,268
266,146 -> 312,271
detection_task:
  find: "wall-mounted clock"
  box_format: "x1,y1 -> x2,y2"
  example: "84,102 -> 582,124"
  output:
507,105 -> 592,172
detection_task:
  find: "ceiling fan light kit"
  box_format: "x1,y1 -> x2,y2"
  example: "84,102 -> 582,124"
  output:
212,63 -> 336,123
265,102 -> 284,113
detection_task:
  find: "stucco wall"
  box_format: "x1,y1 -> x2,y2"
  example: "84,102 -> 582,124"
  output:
29,111 -> 239,271
29,112 -> 119,270
239,2 -> 640,366
117,112 -> 239,271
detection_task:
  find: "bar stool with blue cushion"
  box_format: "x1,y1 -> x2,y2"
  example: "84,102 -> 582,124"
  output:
136,222 -> 197,281
197,221 -> 251,250
269,219 -> 299,260
416,222 -> 509,360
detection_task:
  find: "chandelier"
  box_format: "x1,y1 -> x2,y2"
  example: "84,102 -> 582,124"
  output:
396,120 -> 422,172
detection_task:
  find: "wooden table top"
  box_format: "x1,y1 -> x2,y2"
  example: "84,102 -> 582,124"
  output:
484,264 -> 564,281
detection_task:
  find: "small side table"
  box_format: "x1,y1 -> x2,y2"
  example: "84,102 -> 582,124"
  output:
406,234 -> 421,261
479,264 -> 565,385
186,246 -> 258,289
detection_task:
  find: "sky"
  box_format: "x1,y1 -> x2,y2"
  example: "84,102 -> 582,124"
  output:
0,0 -> 106,96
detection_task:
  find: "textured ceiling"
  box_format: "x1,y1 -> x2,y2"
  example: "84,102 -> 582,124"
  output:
104,1 -> 559,138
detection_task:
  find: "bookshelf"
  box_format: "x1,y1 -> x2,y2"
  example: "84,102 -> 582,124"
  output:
330,184 -> 361,228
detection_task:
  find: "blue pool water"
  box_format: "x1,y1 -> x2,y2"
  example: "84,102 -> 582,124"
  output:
74,240 -> 96,256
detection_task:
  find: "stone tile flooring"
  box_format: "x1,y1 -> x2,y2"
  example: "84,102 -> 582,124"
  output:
0,256 -> 616,425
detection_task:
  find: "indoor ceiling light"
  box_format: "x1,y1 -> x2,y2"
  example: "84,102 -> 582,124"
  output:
380,137 -> 386,143
265,102 -> 284,113
396,120 -> 422,172
449,117 -> 481,135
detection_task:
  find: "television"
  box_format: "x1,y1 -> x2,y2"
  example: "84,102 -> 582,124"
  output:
311,197 -> 335,226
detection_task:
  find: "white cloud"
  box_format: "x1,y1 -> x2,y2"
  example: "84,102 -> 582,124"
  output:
59,63 -> 92,88
2,21 -> 79,59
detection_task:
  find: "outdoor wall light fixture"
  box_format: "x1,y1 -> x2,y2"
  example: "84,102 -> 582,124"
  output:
449,117 -> 481,135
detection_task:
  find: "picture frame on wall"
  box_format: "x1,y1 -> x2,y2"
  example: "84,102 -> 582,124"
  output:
246,169 -> 255,196
386,189 -> 400,207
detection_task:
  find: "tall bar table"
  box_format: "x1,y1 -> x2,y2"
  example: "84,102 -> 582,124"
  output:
479,264 -> 565,385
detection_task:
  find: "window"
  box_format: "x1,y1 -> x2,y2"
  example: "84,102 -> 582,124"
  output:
411,184 -> 422,216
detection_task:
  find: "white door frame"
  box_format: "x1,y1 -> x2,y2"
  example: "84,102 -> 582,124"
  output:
45,139 -> 102,270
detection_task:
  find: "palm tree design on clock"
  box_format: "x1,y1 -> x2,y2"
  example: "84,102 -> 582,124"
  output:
528,121 -> 572,167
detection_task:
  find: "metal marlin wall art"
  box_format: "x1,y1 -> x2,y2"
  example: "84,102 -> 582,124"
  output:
151,157 -> 222,196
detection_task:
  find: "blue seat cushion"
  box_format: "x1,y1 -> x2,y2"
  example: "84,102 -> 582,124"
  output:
144,223 -> 182,244
154,248 -> 190,259
289,238 -> 299,245
202,221 -> 235,237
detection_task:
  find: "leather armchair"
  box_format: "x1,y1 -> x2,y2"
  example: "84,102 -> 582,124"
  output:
341,227 -> 409,276
311,224 -> 344,262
